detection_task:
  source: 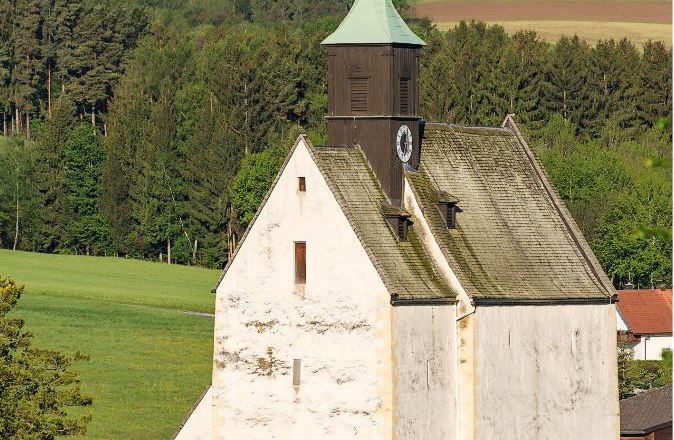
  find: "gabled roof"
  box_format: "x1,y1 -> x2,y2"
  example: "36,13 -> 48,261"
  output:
617,289 -> 672,335
307,142 -> 454,303
214,136 -> 454,303
406,118 -> 614,303
620,385 -> 672,435
321,0 -> 426,46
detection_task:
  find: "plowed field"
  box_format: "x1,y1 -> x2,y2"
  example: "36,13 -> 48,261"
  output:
412,2 -> 671,23
411,1 -> 672,46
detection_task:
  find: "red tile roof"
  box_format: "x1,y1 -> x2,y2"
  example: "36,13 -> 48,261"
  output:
617,289 -> 672,335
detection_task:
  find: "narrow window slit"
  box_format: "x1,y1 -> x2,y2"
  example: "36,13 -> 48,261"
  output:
293,359 -> 301,386
298,177 -> 306,192
294,242 -> 306,284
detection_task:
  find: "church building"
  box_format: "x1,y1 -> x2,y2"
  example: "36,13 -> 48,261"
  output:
177,0 -> 620,438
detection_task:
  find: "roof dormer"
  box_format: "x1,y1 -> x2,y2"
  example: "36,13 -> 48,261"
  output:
435,191 -> 461,229
382,202 -> 412,241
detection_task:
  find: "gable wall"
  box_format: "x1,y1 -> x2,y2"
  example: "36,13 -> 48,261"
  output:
474,304 -> 620,439
212,140 -> 393,439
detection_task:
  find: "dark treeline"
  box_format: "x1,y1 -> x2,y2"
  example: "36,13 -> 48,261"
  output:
0,0 -> 149,138
0,2 -> 671,287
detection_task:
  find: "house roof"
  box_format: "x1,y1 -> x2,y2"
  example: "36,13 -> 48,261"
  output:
620,385 -> 672,435
321,0 -> 426,46
617,289 -> 672,335
405,118 -> 615,303
307,142 -> 454,303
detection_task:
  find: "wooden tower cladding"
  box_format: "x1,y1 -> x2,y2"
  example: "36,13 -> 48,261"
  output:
326,45 -> 422,205
321,0 -> 426,205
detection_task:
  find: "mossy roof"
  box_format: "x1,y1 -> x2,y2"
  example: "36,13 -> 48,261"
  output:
307,143 -> 454,302
321,0 -> 426,46
406,120 -> 615,302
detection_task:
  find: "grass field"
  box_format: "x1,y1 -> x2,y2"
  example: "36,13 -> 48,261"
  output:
0,250 -> 218,439
435,20 -> 672,46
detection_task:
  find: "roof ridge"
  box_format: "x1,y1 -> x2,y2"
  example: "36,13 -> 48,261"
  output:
502,114 -> 615,299
425,122 -> 512,136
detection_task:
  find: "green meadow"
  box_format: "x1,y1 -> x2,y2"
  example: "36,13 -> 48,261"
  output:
0,250 -> 218,439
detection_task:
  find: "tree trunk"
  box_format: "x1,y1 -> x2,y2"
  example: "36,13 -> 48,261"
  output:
91,106 -> 96,130
25,113 -> 30,141
2,111 -> 6,136
193,239 -> 198,263
167,239 -> 172,265
15,108 -> 20,134
48,67 -> 52,118
13,182 -> 19,251
103,123 -> 108,137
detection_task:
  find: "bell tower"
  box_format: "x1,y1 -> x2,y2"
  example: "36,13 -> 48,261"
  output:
321,0 -> 426,206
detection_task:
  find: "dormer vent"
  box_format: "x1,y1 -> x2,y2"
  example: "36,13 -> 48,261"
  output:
382,203 -> 412,241
436,191 -> 461,229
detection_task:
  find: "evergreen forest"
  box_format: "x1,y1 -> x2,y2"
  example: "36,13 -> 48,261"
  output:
0,0 -> 671,289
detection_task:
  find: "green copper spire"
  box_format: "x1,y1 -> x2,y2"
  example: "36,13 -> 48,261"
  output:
321,0 -> 426,46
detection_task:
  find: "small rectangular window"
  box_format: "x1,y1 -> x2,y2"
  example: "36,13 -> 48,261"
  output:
298,177 -> 306,192
400,78 -> 410,114
295,242 -> 306,284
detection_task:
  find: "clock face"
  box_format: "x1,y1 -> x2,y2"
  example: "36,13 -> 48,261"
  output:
396,125 -> 413,163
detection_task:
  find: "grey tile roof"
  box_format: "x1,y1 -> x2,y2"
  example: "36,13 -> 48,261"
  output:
620,385 -> 672,434
406,119 -> 614,302
307,142 -> 455,302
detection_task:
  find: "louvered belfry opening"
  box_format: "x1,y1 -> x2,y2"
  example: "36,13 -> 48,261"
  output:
400,78 -> 410,114
350,77 -> 369,114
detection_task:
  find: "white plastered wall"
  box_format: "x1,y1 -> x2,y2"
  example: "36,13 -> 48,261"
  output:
474,304 -> 620,439
174,387 -> 212,440
212,139 -> 393,440
632,335 -> 672,360
391,305 -> 456,440
403,178 -> 474,440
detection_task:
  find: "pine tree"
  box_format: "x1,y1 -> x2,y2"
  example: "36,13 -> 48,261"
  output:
587,39 -> 640,136
33,99 -> 75,251
636,41 -> 673,127
10,0 -> 44,139
181,104 -> 243,266
542,36 -> 593,131
64,123 -> 112,255
509,30 -> 547,127
127,87 -> 182,260
0,1 -> 14,135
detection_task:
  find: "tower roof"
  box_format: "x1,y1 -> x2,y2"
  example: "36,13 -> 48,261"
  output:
321,0 -> 426,46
